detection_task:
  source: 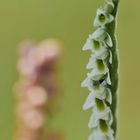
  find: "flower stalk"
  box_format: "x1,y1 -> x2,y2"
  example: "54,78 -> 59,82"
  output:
81,0 -> 119,140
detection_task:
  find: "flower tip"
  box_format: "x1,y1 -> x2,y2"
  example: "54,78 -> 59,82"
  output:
82,39 -> 92,51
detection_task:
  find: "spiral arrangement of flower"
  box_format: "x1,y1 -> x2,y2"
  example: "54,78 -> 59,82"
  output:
81,0 -> 119,140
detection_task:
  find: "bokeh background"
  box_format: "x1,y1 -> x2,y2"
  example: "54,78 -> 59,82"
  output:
0,0 -> 139,140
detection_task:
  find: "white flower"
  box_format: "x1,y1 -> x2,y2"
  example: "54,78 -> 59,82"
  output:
82,88 -> 112,110
89,69 -> 111,85
83,88 -> 107,110
88,67 -> 109,80
83,28 -> 113,52
81,70 -> 111,92
88,106 -> 112,128
88,128 -> 114,140
94,45 -> 109,59
81,75 -> 102,91
94,8 -> 114,27
86,54 -> 108,70
81,74 -> 106,91
87,46 -> 109,62
90,28 -> 107,41
90,28 -> 113,47
83,36 -> 108,54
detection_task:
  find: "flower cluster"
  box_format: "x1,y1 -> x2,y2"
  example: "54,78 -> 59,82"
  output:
14,39 -> 61,140
81,0 -> 117,140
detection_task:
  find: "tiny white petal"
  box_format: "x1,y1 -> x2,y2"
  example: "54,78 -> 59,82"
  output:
83,38 -> 92,51
96,88 -> 107,100
108,14 -> 114,22
106,88 -> 112,104
90,28 -> 107,41
83,92 -> 96,110
107,72 -> 111,85
88,112 -> 99,128
106,33 -> 113,47
97,48 -> 109,60
86,51 -> 109,70
88,128 -> 115,140
108,111 -> 113,125
88,129 -> 100,140
86,56 -> 95,69
109,50 -> 113,64
81,77 -> 89,87
88,106 -> 111,128
106,129 -> 114,140
89,128 -> 115,140
94,8 -> 114,27
89,28 -> 113,48
81,76 -> 93,91
83,87 -> 108,111
94,106 -> 111,119
88,65 -> 109,77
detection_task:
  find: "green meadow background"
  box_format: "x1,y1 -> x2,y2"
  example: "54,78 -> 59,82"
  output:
0,0 -> 139,140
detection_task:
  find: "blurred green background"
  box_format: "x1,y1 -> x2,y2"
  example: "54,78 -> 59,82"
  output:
0,0 -> 139,140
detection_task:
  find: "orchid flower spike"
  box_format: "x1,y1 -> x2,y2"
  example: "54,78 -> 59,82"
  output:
81,0 -> 119,140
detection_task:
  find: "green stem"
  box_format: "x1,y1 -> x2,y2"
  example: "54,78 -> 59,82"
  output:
105,0 -> 119,137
